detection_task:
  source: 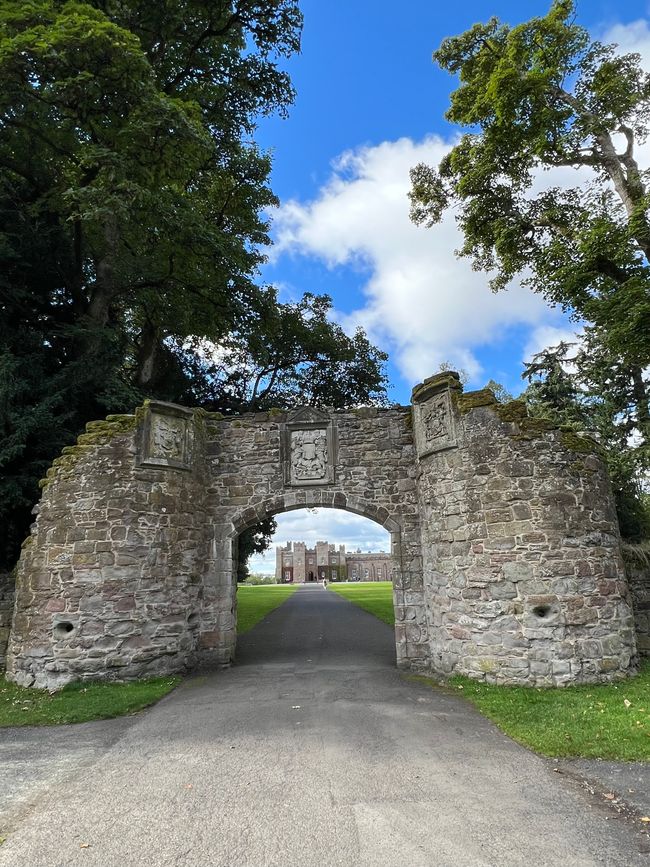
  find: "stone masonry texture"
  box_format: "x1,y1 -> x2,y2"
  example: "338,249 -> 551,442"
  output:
4,373 -> 640,689
0,572 -> 15,671
624,548 -> 650,657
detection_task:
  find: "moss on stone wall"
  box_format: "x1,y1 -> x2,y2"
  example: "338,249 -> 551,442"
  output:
511,417 -> 558,441
559,429 -> 604,457
456,389 -> 498,414
450,386 -> 606,469
494,399 -> 528,423
39,413 -> 137,490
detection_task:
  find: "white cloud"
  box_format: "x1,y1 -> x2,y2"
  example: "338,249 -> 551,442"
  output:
603,19 -> 650,64
271,136 -> 562,386
248,508 -> 390,575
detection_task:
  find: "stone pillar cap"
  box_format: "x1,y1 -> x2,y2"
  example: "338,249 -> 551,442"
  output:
411,371 -> 463,404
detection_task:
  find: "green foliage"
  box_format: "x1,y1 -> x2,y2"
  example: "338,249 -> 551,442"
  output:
174,292 -> 389,413
237,518 -> 276,583
0,1 -> 389,569
522,342 -> 650,539
439,660 -> 650,760
329,581 -> 395,626
485,379 -> 514,403
410,0 -> 650,500
236,583 -> 297,633
0,674 -> 179,727
243,573 -> 277,585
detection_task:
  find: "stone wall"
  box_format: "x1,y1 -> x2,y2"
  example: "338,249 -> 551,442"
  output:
623,545 -> 650,657
0,572 -> 15,671
6,403 -> 218,689
5,373 -> 638,690
412,374 -> 636,686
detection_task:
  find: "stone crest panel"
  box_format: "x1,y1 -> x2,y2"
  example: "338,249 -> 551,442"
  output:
138,401 -> 193,470
282,408 -> 336,486
414,389 -> 457,458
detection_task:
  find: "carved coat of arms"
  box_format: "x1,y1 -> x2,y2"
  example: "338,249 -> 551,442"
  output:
291,429 -> 327,480
282,408 -> 336,486
423,397 -> 449,443
152,417 -> 184,459
138,401 -> 193,470
414,390 -> 457,458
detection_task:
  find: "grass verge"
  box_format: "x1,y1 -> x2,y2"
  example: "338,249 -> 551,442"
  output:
236,583 -> 298,634
0,675 -> 179,728
430,660 -> 650,761
329,581 -> 395,626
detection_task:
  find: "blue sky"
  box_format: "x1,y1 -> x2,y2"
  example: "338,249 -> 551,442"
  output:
249,0 -> 650,573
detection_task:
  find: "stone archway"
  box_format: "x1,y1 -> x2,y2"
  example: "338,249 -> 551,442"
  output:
216,495 -> 410,668
5,372 -> 638,689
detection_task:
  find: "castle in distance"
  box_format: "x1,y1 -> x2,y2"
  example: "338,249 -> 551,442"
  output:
275,541 -> 393,583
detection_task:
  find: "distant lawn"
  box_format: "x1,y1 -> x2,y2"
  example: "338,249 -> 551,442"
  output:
0,675 -> 179,728
237,583 -> 298,634
329,581 -> 394,626
417,660 -> 650,761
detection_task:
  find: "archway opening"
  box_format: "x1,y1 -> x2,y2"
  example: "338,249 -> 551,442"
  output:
232,506 -> 399,667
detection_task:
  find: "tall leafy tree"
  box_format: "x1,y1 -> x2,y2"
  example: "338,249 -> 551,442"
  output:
176,293 -> 388,413
0,1 -> 389,569
409,0 -> 650,457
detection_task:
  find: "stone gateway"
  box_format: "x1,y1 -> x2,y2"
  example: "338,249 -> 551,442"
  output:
5,372 -> 638,690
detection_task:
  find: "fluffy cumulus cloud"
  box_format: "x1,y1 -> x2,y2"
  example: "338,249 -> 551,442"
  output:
604,18 -> 650,63
248,509 -> 390,575
272,135 -> 561,385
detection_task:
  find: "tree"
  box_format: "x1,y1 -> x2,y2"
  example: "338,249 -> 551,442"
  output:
174,292 -> 389,413
521,341 -> 650,540
237,519 -> 276,583
0,2 -> 389,569
409,0 -> 650,460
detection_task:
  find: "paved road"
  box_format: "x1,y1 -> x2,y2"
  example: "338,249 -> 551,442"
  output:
0,584 -> 648,866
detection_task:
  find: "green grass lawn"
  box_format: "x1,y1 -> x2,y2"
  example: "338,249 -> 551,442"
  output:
440,662 -> 650,761
0,675 -> 179,728
236,583 -> 298,634
329,581 -> 395,626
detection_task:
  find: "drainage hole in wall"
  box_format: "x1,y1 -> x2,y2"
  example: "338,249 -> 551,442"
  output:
53,622 -> 74,639
532,605 -> 551,619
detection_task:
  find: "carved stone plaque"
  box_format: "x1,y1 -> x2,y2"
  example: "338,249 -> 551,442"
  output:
290,429 -> 328,481
138,401 -> 193,470
414,389 -> 457,458
282,408 -> 336,486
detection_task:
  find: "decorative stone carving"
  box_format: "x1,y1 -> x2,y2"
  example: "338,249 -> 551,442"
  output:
423,395 -> 450,443
291,429 -> 328,481
138,401 -> 193,470
413,387 -> 457,458
282,408 -> 336,486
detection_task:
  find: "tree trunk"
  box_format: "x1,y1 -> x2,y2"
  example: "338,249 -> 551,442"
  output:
135,319 -> 161,389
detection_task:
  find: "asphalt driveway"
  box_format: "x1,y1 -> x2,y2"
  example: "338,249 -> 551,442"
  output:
0,584 -> 648,866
